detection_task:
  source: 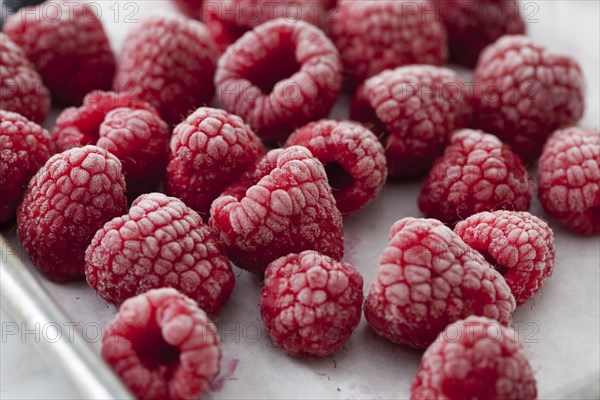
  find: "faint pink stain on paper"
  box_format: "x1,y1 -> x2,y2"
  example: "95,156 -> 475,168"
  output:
343,235 -> 362,265
210,357 -> 240,391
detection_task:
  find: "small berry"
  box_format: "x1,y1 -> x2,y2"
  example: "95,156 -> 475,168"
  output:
472,35 -> 585,160
411,316 -> 537,400
165,107 -> 265,218
0,110 -> 55,224
364,217 -> 516,349
351,66 -> 472,178
285,119 -> 387,215
455,211 -> 555,305
418,129 -> 532,225
261,250 -> 364,357
215,18 -> 342,142
102,288 -> 221,400
209,146 -> 344,274
538,127 -> 600,235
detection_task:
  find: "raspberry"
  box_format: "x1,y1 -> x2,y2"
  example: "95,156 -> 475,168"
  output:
171,0 -> 204,19
86,193 -> 235,314
0,32 -> 50,124
364,217 -> 516,349
4,0 -> 115,105
285,119 -> 387,215
411,316 -> 537,400
471,35 -> 585,161
101,288 -> 221,400
17,145 -> 127,282
165,107 -> 265,218
260,250 -> 363,356
350,66 -> 472,178
455,211 -> 555,306
0,110 -> 55,224
328,0 -> 447,86
418,129 -> 532,225
215,18 -> 342,142
209,146 -> 344,274
537,127 -> 600,235
113,13 -> 219,126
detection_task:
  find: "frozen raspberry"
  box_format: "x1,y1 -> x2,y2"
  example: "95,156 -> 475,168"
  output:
411,316 -> 537,400
171,0 -> 204,19
455,211 -> 555,306
328,0 -> 447,86
102,288 -> 221,400
17,145 -> 127,282
114,13 -> 219,126
4,0 -> 115,105
165,107 -> 264,218
0,110 -> 54,224
285,119 -> 387,215
351,66 -> 472,178
471,35 -> 585,161
0,33 -> 50,124
86,193 -> 235,314
364,217 -> 516,349
202,8 -> 249,52
418,129 -> 532,225
210,146 -> 344,274
260,250 -> 363,356
215,18 -> 342,142
538,127 -> 600,235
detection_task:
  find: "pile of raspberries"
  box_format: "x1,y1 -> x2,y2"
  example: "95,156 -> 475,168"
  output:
1,0 -> 598,399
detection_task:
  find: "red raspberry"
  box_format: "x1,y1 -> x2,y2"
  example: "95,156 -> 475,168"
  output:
285,119 -> 387,215
209,146 -> 344,274
328,0 -> 447,86
351,66 -> 472,178
364,217 -> 516,349
260,250 -> 363,356
0,32 -> 50,124
215,18 -> 342,142
4,0 -> 115,105
418,129 -> 532,225
171,0 -> 204,19
86,193 -> 235,314
538,127 -> 600,235
102,288 -> 221,400
411,316 -> 537,400
17,145 -> 127,282
202,8 -> 249,52
0,110 -> 55,224
455,211 -> 555,306
472,35 -> 585,161
165,107 -> 265,218
114,13 -> 219,126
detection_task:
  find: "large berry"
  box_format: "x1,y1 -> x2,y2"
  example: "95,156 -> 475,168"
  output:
210,146 -> 344,274
472,35 -> 585,160
364,218 -> 516,349
418,129 -> 532,225
102,288 -> 221,400
17,146 -> 127,282
538,127 -> 600,235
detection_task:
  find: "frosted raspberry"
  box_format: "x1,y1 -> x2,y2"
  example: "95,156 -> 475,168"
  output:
538,127 -> 600,235
260,250 -> 363,356
364,217 -> 516,349
329,0 -> 447,86
0,33 -> 50,124
472,35 -> 585,161
171,0 -> 204,19
102,288 -> 221,400
351,66 -> 472,178
418,129 -> 532,225
455,211 -> 555,305
215,18 -> 342,142
114,13 -> 219,126
411,316 -> 537,400
285,119 -> 387,215
0,110 -> 55,224
165,107 -> 265,218
210,146 -> 344,274
4,0 -> 115,105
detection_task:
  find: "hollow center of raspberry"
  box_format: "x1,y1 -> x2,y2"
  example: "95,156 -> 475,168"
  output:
133,324 -> 180,371
324,162 -> 354,192
243,39 -> 301,94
